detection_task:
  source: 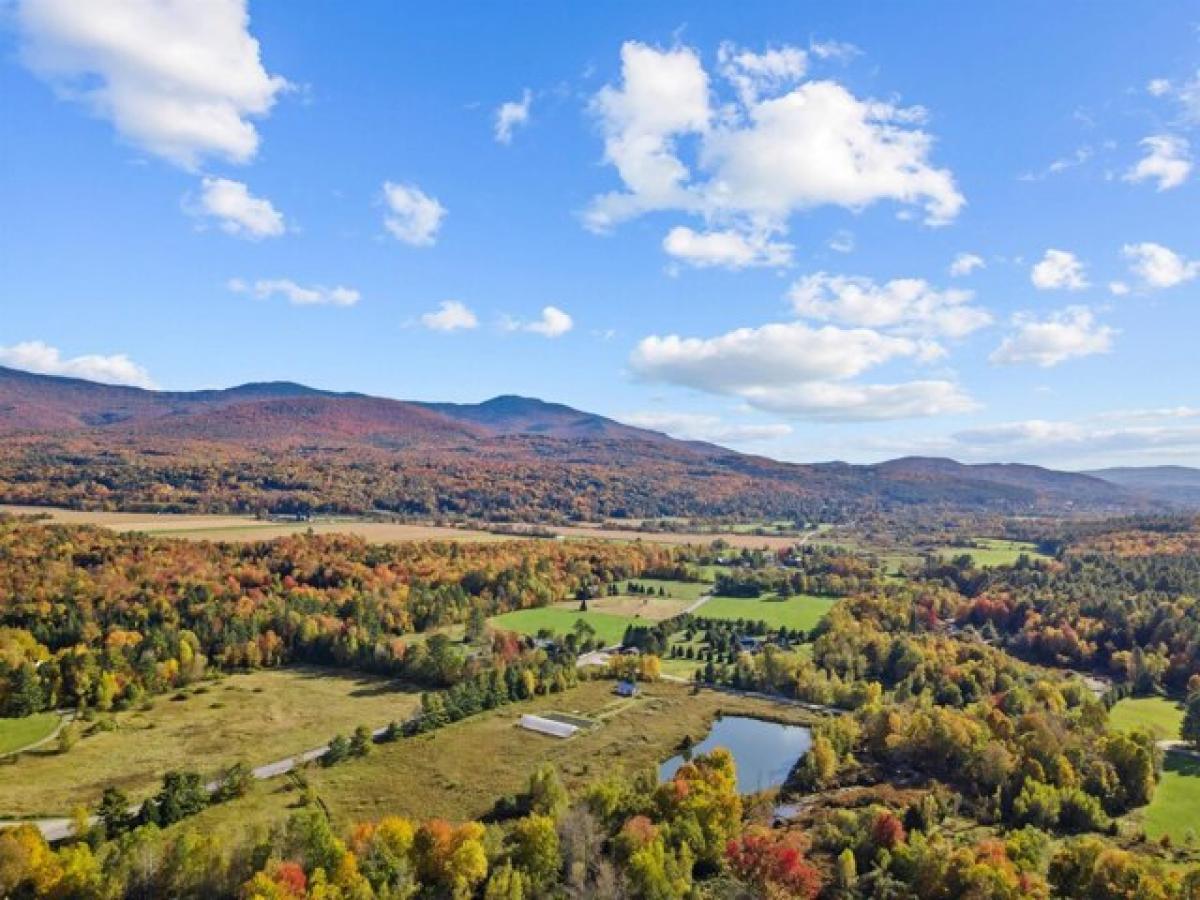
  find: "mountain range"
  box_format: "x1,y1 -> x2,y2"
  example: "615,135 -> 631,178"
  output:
0,365 -> 1191,519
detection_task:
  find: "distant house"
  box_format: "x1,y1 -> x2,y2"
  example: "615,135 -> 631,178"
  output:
736,635 -> 763,653
518,714 -> 578,739
615,680 -> 639,697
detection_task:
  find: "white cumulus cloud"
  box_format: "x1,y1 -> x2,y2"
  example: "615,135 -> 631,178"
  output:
494,89 -> 532,144
628,319 -> 972,421
504,306 -> 574,338
585,41 -> 963,263
662,226 -> 792,269
1030,249 -> 1088,291
716,42 -> 809,105
525,306 -> 573,337
990,306 -> 1114,367
382,182 -> 446,246
1122,241 -> 1199,289
630,321 -> 917,392
421,301 -> 478,332
229,277 -> 359,307
0,340 -> 155,388
739,379 -> 976,421
949,252 -> 985,277
1124,135 -> 1192,191
16,0 -> 287,169
191,177 -> 285,239
789,272 -> 992,339
1147,78 -> 1172,97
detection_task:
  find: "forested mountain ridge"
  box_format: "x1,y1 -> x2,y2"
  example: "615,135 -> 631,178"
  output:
1086,465 -> 1200,506
0,366 -> 1160,519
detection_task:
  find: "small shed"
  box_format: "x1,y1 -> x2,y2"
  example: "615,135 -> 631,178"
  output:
518,714 -> 579,739
615,680 -> 639,697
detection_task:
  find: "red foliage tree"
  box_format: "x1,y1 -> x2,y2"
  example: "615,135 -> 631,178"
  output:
725,827 -> 822,899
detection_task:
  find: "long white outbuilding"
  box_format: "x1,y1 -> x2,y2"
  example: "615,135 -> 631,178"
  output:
518,714 -> 579,738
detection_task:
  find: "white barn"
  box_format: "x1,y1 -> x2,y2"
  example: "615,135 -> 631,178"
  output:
518,714 -> 579,738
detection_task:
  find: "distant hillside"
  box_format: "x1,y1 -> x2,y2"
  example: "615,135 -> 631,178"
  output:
878,457 -> 1126,507
0,365 -> 1149,520
420,395 -> 665,442
1085,466 -> 1200,507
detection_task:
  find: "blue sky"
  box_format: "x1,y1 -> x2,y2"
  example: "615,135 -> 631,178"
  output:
2,1 -> 1198,469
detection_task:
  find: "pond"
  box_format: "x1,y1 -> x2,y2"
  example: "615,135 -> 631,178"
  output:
659,715 -> 812,795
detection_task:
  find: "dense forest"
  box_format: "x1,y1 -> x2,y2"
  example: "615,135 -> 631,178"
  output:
0,519 -> 671,715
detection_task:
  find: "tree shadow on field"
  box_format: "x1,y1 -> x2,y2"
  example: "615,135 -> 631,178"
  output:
288,665 -> 421,699
1164,754 -> 1200,778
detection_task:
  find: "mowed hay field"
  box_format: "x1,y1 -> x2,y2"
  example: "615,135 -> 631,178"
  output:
621,578 -> 711,603
0,712 -> 61,756
290,680 -> 815,828
1142,754 -> 1200,843
0,667 -> 420,817
694,594 -> 836,631
488,607 -> 638,646
2,505 -> 810,549
0,505 -> 507,544
1108,696 -> 1185,740
936,538 -> 1050,568
555,524 -> 806,549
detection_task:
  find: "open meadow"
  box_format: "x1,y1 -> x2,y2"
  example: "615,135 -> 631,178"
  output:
0,667 -> 420,817
936,538 -> 1051,567
1,505 -> 814,549
1142,755 -> 1200,844
694,593 -> 836,631
0,712 -> 60,756
1108,696 -> 1185,740
487,607 -> 639,646
0,505 -> 507,543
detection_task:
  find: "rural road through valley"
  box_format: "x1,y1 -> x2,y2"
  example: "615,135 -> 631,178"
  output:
0,723 -> 395,842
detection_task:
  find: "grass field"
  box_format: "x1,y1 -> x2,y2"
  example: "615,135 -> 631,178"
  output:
936,538 -> 1050,568
488,607 -> 639,645
621,578 -> 711,603
693,594 -> 836,631
1142,754 -> 1200,843
555,525 -> 809,550
1108,696 -> 1185,740
0,505 -> 510,544
4,505 -> 818,549
0,712 -> 60,756
0,667 -> 421,817
560,594 -> 691,622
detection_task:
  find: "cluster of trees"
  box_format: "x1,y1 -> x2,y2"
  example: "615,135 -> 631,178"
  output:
802,794 -> 1200,899
0,520 -> 672,716
713,585 -> 1166,837
955,548 -> 1200,692
413,650 -> 582,733
621,615 -> 805,664
706,544 -> 882,600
